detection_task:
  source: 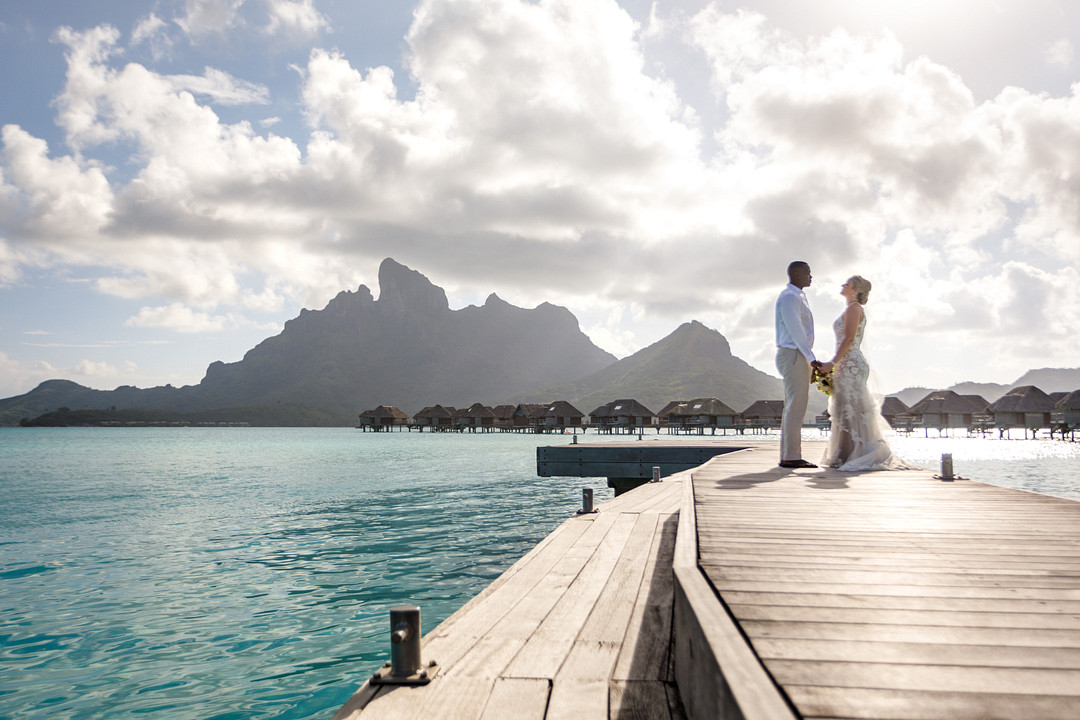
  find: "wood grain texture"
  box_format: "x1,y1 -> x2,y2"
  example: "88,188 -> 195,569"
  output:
693,443 -> 1080,720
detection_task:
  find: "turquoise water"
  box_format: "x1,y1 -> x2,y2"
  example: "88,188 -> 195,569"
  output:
1,428 -> 1078,719
0,428 -> 616,720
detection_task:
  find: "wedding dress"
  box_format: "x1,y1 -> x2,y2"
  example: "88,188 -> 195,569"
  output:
820,311 -> 913,471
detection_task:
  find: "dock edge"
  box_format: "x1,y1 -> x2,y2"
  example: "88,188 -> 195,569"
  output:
671,450 -> 798,720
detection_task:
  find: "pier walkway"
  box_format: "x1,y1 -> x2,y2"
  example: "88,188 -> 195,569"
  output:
333,443 -> 1080,719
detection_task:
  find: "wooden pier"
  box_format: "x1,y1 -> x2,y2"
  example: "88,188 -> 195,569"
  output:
333,442 -> 1080,719
536,440 -> 746,495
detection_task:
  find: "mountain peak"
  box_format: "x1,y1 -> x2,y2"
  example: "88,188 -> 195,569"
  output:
377,258 -> 449,315
669,320 -> 732,357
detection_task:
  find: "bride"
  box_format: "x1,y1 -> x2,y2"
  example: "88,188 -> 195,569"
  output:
817,276 -> 912,471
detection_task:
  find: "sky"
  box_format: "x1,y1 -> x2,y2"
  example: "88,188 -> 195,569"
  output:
2,0 -> 1080,401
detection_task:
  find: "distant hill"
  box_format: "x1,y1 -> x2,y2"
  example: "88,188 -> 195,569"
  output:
0,259 -> 615,425
524,320 -> 783,414
892,367 -> 1080,407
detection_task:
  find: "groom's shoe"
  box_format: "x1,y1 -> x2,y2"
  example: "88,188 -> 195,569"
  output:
779,459 -> 818,469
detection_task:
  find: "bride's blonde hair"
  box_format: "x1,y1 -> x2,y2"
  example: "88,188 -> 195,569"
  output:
850,276 -> 872,305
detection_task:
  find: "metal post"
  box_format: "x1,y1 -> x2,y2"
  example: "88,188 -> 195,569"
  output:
370,605 -> 439,686
652,466 -> 661,483
390,605 -> 422,677
582,488 -> 594,513
940,453 -> 954,481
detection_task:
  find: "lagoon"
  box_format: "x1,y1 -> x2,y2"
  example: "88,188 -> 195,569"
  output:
1,428 -> 1077,719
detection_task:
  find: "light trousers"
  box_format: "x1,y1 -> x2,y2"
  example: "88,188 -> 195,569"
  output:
776,347 -> 810,462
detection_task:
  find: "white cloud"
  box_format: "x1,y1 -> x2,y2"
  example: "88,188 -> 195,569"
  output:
0,124 -> 114,241
4,1 -> 1080,393
1045,38 -> 1073,69
74,358 -> 138,378
166,67 -> 270,106
265,0 -> 327,39
131,13 -> 174,61
175,0 -> 248,38
0,350 -> 147,398
126,303 -> 230,332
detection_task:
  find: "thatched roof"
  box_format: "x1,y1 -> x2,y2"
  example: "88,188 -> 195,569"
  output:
656,401 -> 687,419
415,404 -> 454,419
1055,390 -> 1080,411
741,400 -> 784,418
514,403 -> 547,418
491,404 -> 516,420
542,400 -> 584,418
591,399 -> 655,418
990,385 -> 1056,413
465,403 -> 496,419
880,396 -> 909,416
371,405 -> 409,420
907,391 -> 988,415
683,397 -> 739,416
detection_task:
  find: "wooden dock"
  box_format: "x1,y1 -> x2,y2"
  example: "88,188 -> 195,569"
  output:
333,443 -> 1080,719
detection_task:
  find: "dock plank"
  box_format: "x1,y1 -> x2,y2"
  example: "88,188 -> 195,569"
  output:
692,446 -> 1080,720
787,685 -> 1080,720
504,512 -> 639,678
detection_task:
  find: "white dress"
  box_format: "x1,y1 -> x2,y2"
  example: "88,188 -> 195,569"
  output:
820,311 -> 913,471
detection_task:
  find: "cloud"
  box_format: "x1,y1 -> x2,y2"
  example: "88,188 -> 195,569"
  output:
298,0 -> 707,243
175,0 -> 248,38
166,67 -> 270,105
265,0 -> 327,39
126,303 -> 231,332
0,124 -> 114,241
1044,38 -> 1073,69
4,0 -> 1080,390
132,13 -> 174,61
74,358 -> 139,378
0,350 -> 146,398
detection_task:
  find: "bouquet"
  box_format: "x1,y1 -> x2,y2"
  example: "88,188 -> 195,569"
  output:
813,367 -> 833,396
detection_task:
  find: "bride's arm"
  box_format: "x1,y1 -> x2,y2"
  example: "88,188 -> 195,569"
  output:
829,304 -> 863,367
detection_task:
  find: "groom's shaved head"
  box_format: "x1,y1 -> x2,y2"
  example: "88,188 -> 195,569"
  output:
788,261 -> 812,288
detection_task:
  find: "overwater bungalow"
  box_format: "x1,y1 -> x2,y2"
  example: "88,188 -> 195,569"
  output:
990,385 -> 1057,438
356,405 -> 410,431
1052,389 -> 1080,437
880,396 -> 909,428
511,403 -> 546,431
739,400 -> 784,433
538,400 -> 585,432
458,403 -> 497,432
656,401 -> 686,430
412,404 -> 456,431
904,391 -> 991,436
588,399 -> 655,434
490,404 -> 516,430
664,397 -> 740,434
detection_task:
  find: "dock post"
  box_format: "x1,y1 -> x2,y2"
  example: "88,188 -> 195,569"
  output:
652,466 -> 661,483
390,605 -> 422,676
577,488 -> 597,514
368,605 -> 439,685
940,453 -> 954,481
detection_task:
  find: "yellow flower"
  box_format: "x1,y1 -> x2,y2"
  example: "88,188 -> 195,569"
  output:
813,369 -> 833,396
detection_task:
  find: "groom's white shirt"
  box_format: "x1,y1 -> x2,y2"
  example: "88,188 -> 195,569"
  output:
776,283 -> 817,363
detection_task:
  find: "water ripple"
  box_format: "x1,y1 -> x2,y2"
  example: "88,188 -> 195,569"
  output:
0,428 -> 609,719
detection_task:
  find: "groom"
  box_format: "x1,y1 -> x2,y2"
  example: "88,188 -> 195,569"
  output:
775,261 -> 822,469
